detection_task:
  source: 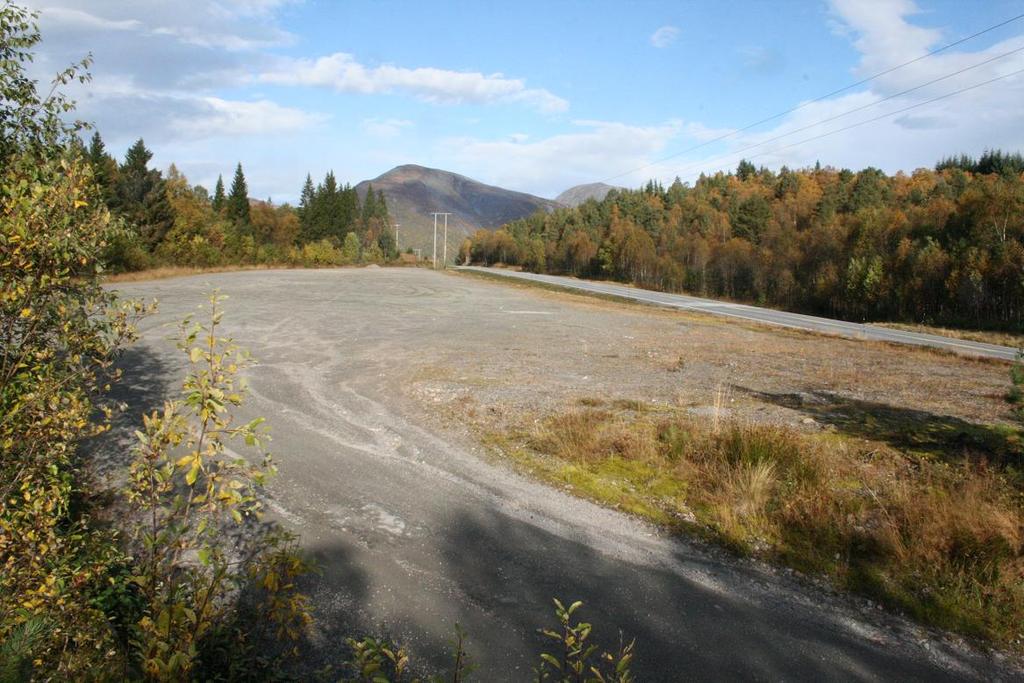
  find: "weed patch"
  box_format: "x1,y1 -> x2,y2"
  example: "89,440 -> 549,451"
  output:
501,406 -> 1024,650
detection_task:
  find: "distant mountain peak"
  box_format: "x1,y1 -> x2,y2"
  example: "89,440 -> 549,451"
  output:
354,165 -> 559,255
555,182 -> 621,208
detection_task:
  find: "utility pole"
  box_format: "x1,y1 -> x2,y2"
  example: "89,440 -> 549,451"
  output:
442,214 -> 449,269
430,212 -> 451,269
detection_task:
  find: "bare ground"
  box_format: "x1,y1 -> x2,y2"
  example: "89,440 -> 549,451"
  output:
104,267 -> 1023,680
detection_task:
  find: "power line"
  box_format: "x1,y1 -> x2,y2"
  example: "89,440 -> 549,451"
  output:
650,45 -> 1024,183
684,66 -> 1024,180
600,11 -> 1024,183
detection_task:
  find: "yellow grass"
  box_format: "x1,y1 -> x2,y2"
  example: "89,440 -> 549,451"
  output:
873,322 -> 1024,349
501,403 -> 1024,650
102,264 -> 277,283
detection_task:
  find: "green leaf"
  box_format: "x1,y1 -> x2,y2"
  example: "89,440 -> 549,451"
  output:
185,462 -> 199,486
540,653 -> 561,670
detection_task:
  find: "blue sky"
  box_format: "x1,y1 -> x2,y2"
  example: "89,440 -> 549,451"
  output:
24,0 -> 1024,202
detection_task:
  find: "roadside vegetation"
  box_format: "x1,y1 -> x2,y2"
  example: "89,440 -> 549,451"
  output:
461,155 -> 1024,333
871,322 -> 1024,348
88,134 -> 402,273
487,395 -> 1024,650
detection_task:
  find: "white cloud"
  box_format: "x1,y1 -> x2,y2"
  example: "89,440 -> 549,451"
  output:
830,0 -> 939,78
361,117 -> 414,138
150,24 -> 293,51
31,1 -> 296,51
258,53 -> 569,112
650,25 -> 679,48
38,7 -> 142,31
170,97 -> 326,138
445,119 -> 685,196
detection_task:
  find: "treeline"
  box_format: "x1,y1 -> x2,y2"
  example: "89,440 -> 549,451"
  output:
83,133 -> 398,271
462,157 -> 1024,330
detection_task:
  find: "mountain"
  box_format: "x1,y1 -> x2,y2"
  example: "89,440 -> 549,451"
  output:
555,182 -> 620,207
354,165 -> 559,260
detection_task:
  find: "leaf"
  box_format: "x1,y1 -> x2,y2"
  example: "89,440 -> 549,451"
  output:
189,347 -> 203,363
185,462 -> 199,486
540,653 -> 561,670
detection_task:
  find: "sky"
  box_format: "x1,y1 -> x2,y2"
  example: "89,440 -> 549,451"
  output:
21,0 -> 1024,202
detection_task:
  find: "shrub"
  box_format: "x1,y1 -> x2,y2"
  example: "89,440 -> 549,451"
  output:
125,294 -> 313,678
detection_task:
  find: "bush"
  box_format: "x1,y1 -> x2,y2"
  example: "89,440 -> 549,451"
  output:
125,294 -> 312,678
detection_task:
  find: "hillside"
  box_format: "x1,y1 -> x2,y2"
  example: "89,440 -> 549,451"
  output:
555,182 -> 620,207
354,165 -> 559,260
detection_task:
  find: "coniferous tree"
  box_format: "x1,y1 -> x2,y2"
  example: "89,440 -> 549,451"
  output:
86,131 -> 118,207
227,163 -> 250,224
212,174 -> 226,213
340,182 -> 359,235
320,171 -> 340,240
361,183 -> 377,225
298,173 -> 315,237
115,138 -> 174,248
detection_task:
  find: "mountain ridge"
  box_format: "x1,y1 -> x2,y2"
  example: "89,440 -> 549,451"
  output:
354,164 -> 560,259
555,182 -> 621,207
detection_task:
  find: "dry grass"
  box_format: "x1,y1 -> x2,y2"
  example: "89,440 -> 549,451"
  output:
102,262 -> 417,284
873,322 -> 1024,349
102,264 -> 277,283
504,404 -> 1024,649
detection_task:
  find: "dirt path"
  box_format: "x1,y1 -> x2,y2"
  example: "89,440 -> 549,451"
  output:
104,268 -> 1020,681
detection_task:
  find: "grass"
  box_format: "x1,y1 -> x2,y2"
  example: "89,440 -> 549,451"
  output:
873,322 -> 1024,349
492,399 -> 1024,650
102,264 -> 278,283
102,262 -> 423,284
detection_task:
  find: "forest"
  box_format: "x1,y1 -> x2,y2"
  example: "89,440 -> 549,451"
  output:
461,154 -> 1024,331
83,132 -> 398,272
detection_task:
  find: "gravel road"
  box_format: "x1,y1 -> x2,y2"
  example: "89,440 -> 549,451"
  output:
460,267 -> 1018,361
104,267 -> 1021,681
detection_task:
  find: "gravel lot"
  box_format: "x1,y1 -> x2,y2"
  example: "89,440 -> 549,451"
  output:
103,267 -> 1021,681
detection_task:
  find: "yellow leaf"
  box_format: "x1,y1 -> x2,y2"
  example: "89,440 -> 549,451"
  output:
186,462 -> 200,486
19,308 -> 31,318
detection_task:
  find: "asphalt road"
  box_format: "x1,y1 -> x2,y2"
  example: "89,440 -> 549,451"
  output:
104,268 -> 1017,681
460,267 -> 1019,361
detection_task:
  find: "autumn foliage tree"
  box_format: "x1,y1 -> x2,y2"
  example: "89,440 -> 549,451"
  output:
466,159 -> 1024,330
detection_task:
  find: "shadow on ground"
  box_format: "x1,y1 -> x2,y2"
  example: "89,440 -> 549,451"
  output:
742,387 -> 1023,470
427,505 -> 973,682
81,344 -> 179,478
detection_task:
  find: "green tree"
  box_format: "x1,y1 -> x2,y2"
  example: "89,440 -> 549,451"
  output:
298,173 -> 315,236
377,226 -> 397,260
361,182 -> 378,225
341,230 -> 361,263
86,131 -> 118,206
227,162 -> 250,224
115,138 -> 174,249
212,174 -> 226,213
